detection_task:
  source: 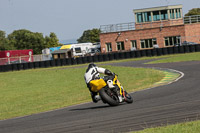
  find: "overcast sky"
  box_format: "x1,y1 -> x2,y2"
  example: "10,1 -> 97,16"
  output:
0,0 -> 199,43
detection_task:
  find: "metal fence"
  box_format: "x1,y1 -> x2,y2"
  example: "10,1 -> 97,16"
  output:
0,54 -> 52,65
100,15 -> 200,33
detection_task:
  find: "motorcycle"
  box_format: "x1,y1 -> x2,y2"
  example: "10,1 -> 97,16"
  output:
89,74 -> 133,106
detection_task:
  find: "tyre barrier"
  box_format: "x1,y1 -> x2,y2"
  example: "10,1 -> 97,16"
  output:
44,60 -> 50,67
86,56 -> 93,63
103,54 -> 109,61
195,44 -> 200,52
114,52 -> 119,60
125,52 -> 131,58
119,52 -> 125,59
151,49 -> 157,56
130,51 -> 136,58
162,48 -> 168,55
23,63 -> 29,70
184,45 -> 190,53
178,46 -> 184,53
39,61 -> 45,68
71,58 -> 77,65
1,44 -> 200,72
135,50 -> 141,57
156,48 -> 163,56
50,60 -> 55,67
93,55 -> 98,62
173,46 -> 179,54
146,49 -> 152,57
108,53 -> 114,61
167,47 -> 174,54
189,45 -> 195,52
97,54 -> 103,62
76,57 -> 83,64
140,50 -> 146,57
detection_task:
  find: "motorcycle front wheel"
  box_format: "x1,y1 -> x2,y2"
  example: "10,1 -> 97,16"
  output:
124,91 -> 133,103
99,88 -> 119,106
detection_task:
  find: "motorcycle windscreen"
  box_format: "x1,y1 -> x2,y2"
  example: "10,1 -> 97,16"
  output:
89,79 -> 107,92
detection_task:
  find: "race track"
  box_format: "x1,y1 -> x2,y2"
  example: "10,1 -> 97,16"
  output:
1,60 -> 200,133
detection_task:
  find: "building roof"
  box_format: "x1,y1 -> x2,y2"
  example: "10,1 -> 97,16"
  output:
51,49 -> 71,54
133,5 -> 183,13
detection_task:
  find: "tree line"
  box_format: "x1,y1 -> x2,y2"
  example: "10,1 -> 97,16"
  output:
0,29 -> 61,54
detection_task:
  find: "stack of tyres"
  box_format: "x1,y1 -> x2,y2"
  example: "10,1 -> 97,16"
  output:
81,57 -> 87,64
184,45 -> 190,53
108,53 -> 114,60
135,50 -> 141,57
146,49 -> 152,57
195,44 -> 200,52
71,58 -> 77,65
76,57 -> 83,64
28,62 -> 34,69
167,47 -> 174,54
65,58 -> 72,65
86,56 -> 93,63
98,54 -> 103,62
44,60 -> 50,67
151,49 -> 157,56
39,61 -> 45,68
162,48 -> 168,55
93,55 -> 98,62
119,52 -> 125,59
23,63 -> 29,70
103,54 -> 109,61
156,48 -> 163,56
189,45 -> 195,52
130,51 -> 136,58
124,52 -> 131,58
140,50 -> 146,57
50,60 -> 56,67
173,46 -> 179,54
114,52 -> 119,60
55,59 -> 61,66
178,46 -> 184,53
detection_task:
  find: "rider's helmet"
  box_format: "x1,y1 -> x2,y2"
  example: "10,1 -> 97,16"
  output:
86,63 -> 96,73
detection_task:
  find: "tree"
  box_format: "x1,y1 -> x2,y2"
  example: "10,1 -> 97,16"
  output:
77,28 -> 100,43
8,29 -> 46,54
185,8 -> 200,16
45,32 -> 61,48
0,30 -> 15,50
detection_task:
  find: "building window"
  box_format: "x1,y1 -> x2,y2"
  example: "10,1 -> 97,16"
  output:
164,36 -> 180,46
130,40 -> 137,50
106,43 -> 112,52
153,11 -> 160,21
75,47 -> 81,53
144,12 -> 151,22
170,9 -> 175,19
140,38 -> 157,49
136,13 -> 143,23
160,10 -> 168,20
117,42 -> 125,51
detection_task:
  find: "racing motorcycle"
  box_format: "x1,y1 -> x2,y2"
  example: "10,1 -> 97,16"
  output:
89,74 -> 133,106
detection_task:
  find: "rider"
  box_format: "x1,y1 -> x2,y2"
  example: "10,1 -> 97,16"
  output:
84,63 -> 114,103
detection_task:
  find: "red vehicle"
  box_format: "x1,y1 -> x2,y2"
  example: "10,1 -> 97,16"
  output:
0,49 -> 33,65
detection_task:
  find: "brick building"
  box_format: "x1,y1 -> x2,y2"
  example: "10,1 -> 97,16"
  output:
99,5 -> 200,53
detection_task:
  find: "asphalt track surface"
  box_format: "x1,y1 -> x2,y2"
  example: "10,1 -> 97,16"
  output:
1,59 -> 200,133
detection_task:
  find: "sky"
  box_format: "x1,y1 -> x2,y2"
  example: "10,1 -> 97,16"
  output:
0,0 -> 200,43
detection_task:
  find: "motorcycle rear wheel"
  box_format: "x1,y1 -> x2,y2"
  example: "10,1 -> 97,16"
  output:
99,88 -> 119,106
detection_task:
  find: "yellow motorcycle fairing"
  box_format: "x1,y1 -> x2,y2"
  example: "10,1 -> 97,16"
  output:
113,75 -> 123,96
89,79 -> 107,92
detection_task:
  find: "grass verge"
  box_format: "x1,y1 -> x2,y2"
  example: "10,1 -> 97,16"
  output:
0,65 -> 164,120
133,120 -> 200,133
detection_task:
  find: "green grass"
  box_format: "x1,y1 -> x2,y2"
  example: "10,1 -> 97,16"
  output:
147,52 -> 200,64
0,65 -> 164,120
133,120 -> 200,133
